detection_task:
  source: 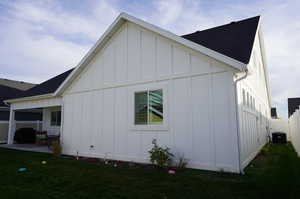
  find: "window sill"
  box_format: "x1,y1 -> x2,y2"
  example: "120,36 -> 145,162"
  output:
131,124 -> 168,131
50,125 -> 61,127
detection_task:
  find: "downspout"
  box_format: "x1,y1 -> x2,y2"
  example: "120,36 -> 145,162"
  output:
234,68 -> 248,174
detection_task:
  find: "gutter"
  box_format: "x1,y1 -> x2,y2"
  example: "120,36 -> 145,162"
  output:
234,69 -> 248,174
4,93 -> 54,104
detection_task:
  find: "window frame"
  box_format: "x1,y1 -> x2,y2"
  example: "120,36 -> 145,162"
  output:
131,83 -> 168,131
50,110 -> 61,126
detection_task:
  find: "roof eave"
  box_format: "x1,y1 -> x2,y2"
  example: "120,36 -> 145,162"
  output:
4,93 -> 55,104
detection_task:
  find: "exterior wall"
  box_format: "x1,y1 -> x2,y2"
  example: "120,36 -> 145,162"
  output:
236,31 -> 271,169
62,22 -> 240,172
42,107 -> 61,135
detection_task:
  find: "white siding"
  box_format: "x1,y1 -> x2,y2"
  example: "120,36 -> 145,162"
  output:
237,31 -> 270,169
62,22 -> 239,172
11,97 -> 62,110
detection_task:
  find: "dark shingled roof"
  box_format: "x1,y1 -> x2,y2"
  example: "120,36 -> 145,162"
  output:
0,85 -> 23,106
16,68 -> 74,99
288,98 -> 300,117
182,16 -> 260,64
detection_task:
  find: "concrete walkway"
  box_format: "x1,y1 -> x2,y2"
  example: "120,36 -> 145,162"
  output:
0,144 -> 51,153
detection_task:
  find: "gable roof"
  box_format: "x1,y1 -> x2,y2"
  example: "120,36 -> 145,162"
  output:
0,85 -> 23,107
16,68 -> 74,99
6,13 -> 261,103
55,13 -> 251,96
0,78 -> 36,91
182,16 -> 260,64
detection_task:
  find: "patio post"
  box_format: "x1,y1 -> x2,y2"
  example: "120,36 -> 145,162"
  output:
7,107 -> 16,144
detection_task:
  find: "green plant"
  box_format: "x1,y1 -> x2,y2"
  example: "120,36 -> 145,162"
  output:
175,155 -> 188,170
52,140 -> 62,157
148,139 -> 173,168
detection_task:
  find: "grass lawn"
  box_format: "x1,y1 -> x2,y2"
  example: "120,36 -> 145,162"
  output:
0,143 -> 300,199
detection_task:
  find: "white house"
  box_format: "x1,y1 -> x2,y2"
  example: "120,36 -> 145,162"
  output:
5,13 -> 271,173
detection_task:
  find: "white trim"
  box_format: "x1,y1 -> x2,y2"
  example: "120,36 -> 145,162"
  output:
130,82 -> 168,131
4,93 -> 54,104
65,70 -> 229,96
15,121 -> 43,124
55,12 -> 246,96
7,108 -> 15,144
257,26 -> 271,109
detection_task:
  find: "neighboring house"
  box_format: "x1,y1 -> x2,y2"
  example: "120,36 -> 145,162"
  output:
0,81 -> 42,143
271,107 -> 278,119
288,98 -> 300,117
0,78 -> 35,91
5,13 -> 271,173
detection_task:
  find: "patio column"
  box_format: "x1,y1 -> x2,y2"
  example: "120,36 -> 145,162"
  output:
7,108 -> 16,144
60,104 -> 64,144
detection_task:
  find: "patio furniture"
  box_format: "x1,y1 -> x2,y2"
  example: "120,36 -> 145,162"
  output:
35,131 -> 48,145
14,128 -> 36,144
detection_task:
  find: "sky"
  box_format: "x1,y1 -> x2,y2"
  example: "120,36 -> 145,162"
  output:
0,0 -> 299,118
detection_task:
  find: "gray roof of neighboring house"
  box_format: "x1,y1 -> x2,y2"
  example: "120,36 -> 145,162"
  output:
288,98 -> 300,117
0,85 -> 24,107
0,78 -> 36,91
16,68 -> 74,99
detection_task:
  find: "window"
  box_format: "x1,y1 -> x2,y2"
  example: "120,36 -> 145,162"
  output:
135,89 -> 163,125
252,51 -> 257,68
242,89 -> 246,105
246,92 -> 249,107
51,111 -> 61,126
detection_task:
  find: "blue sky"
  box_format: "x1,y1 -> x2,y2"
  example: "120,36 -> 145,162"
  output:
0,0 -> 299,118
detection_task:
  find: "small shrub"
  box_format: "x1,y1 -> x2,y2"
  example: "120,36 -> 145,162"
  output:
148,139 -> 173,168
52,141 -> 62,157
175,155 -> 188,170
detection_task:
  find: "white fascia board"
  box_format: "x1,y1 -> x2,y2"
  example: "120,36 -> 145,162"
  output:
4,93 -> 54,104
55,12 -> 246,96
54,14 -> 127,96
258,26 -> 272,108
122,13 -> 246,70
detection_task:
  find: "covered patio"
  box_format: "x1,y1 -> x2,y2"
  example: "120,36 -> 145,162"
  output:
6,96 -> 63,146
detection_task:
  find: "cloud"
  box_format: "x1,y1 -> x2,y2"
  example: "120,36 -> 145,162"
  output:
0,0 -> 299,118
0,0 -> 120,83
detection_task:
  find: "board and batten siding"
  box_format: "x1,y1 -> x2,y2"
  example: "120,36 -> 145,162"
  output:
236,31 -> 270,169
62,22 -> 240,172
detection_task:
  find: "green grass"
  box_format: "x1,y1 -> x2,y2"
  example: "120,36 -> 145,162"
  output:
0,143 -> 299,199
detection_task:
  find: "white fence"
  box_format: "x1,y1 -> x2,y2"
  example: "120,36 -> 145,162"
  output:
289,109 -> 300,156
0,121 -> 42,143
